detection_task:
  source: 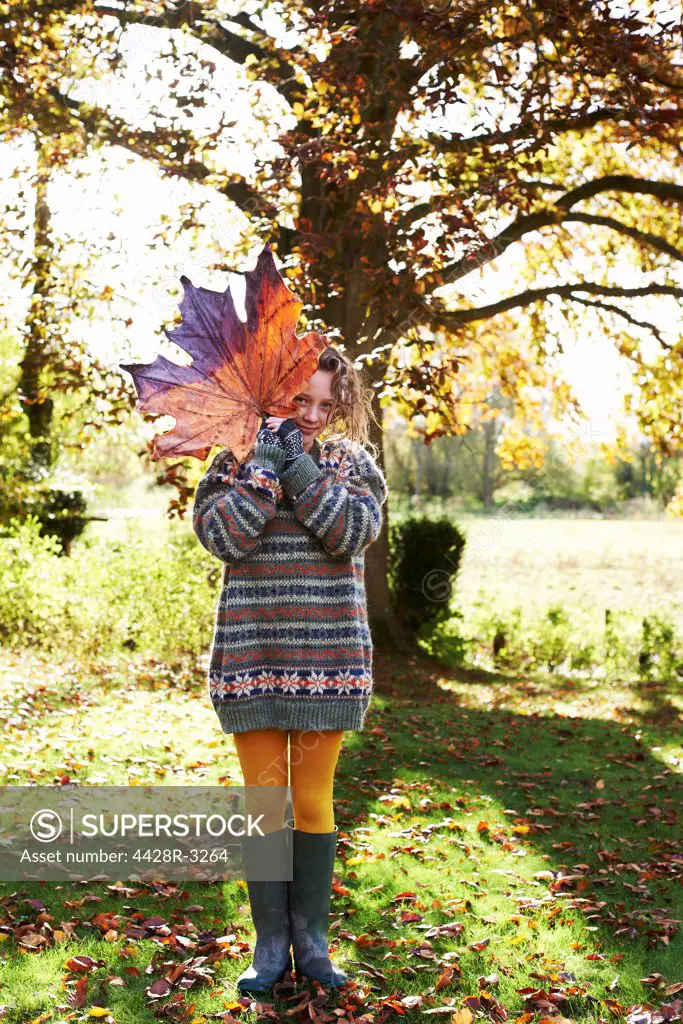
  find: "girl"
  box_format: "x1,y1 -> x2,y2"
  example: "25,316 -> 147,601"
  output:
192,345 -> 388,995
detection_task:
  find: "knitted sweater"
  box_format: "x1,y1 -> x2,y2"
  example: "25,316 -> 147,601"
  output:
192,436 -> 389,734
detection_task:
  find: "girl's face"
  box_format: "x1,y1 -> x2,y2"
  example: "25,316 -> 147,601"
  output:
290,369 -> 337,450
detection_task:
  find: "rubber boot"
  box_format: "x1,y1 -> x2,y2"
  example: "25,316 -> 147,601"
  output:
285,818 -> 349,988
236,825 -> 293,995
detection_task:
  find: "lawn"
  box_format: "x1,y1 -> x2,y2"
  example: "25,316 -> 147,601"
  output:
454,517 -> 683,624
0,643 -> 680,1024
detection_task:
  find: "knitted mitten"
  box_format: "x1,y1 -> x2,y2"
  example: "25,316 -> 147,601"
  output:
254,417 -> 287,474
257,417 -> 286,451
276,419 -> 306,472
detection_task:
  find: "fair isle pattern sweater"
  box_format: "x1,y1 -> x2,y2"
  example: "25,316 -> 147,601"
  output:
192,436 -> 389,735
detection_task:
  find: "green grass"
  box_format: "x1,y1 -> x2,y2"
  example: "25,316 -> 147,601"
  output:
0,645 -> 680,1023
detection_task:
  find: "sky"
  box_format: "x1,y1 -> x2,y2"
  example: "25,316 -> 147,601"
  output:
1,4 -> 678,447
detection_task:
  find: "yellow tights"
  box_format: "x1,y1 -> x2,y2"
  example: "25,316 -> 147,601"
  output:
233,728 -> 345,834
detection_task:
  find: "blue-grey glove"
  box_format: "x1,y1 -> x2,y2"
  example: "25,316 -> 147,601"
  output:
277,418 -> 305,472
256,416 -> 286,451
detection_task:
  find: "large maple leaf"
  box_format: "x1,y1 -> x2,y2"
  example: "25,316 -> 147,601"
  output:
119,243 -> 328,463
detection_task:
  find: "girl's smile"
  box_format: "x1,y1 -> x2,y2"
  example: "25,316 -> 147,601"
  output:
265,368 -> 337,450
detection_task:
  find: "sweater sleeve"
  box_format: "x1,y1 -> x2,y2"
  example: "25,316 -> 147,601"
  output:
192,443 -> 287,564
278,443 -> 388,560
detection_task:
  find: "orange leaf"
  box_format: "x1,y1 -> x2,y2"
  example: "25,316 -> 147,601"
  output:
120,244 -> 328,464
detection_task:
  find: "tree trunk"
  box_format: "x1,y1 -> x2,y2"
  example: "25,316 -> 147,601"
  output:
364,388 -> 412,653
482,418 -> 496,506
18,140 -> 54,476
412,435 -> 424,498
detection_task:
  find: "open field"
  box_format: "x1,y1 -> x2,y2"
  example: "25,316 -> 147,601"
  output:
454,517 -> 682,622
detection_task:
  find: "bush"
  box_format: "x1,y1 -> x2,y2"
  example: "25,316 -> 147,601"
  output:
415,607 -> 471,665
639,613 -> 681,681
30,485 -> 89,554
417,596 -> 683,684
0,462 -> 91,554
0,516 -> 65,647
0,515 -> 218,657
388,515 -> 466,635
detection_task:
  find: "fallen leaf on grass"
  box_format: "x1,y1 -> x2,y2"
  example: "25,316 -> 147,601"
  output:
67,974 -> 88,1008
65,955 -> 106,973
462,993 -> 509,1022
146,978 -> 172,999
451,1010 -> 474,1024
435,966 -> 459,991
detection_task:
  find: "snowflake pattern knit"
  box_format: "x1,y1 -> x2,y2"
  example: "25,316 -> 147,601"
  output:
192,436 -> 388,734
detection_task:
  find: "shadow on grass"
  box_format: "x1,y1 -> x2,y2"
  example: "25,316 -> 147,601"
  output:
632,676 -> 683,725
332,648 -> 682,985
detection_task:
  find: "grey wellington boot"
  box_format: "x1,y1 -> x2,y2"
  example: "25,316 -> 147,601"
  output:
236,826 -> 294,995
285,819 -> 349,989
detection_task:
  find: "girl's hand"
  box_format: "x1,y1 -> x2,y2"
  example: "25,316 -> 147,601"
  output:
265,415 -> 286,432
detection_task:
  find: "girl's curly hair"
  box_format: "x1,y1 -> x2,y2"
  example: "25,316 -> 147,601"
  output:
314,344 -> 381,460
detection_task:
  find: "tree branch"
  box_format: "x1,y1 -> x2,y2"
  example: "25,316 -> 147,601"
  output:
92,2 -> 306,107
569,296 -> 669,348
202,21 -> 305,106
425,283 -> 682,350
214,22 -> 270,64
49,85 -> 279,219
92,3 -> 195,31
422,175 -> 683,289
427,106 -> 683,153
555,174 -> 683,209
629,51 -> 683,92
562,212 -> 683,263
